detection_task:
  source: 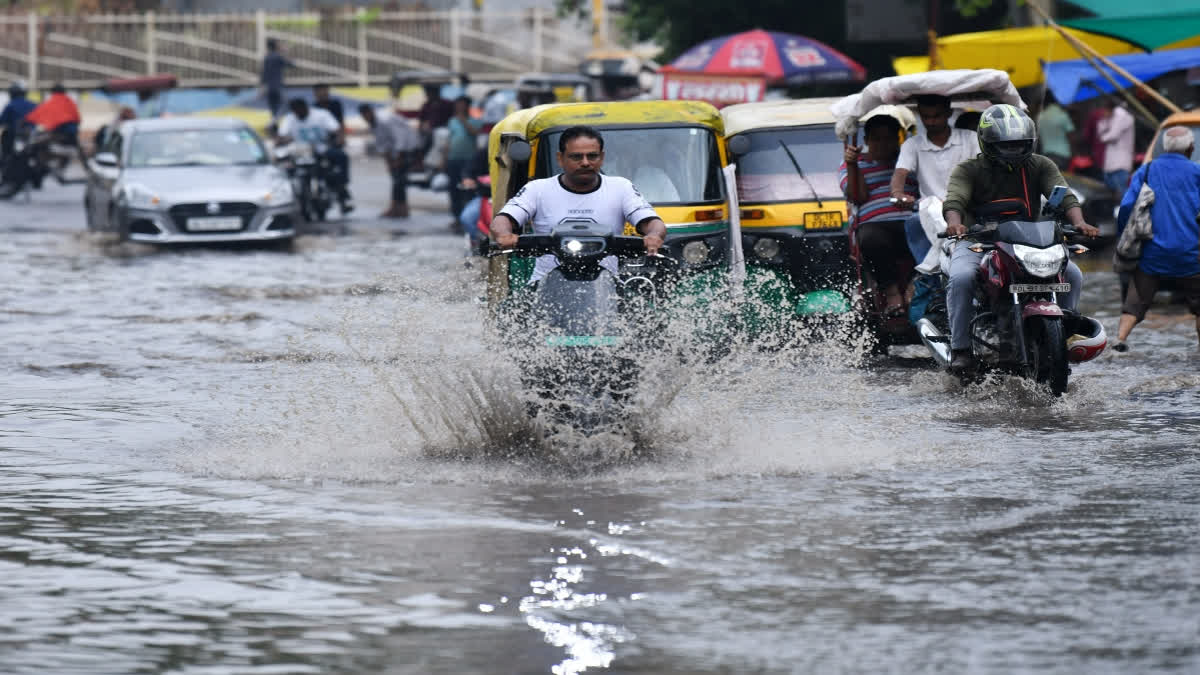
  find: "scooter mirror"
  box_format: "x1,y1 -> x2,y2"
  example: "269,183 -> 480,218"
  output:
93,152 -> 118,167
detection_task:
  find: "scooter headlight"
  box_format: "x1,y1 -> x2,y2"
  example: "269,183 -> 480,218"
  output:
1013,243 -> 1067,278
752,237 -> 781,261
559,237 -> 605,257
682,240 -> 710,265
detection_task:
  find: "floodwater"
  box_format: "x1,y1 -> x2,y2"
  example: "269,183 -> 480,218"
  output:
2,165 -> 1198,674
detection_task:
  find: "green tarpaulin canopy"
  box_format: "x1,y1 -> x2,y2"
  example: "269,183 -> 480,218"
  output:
1061,0 -> 1200,51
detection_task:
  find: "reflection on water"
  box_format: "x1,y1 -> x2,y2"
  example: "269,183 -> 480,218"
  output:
4,194 -> 1200,673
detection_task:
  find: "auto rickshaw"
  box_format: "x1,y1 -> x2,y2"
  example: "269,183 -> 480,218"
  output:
485,100 -> 733,313
720,98 -> 861,319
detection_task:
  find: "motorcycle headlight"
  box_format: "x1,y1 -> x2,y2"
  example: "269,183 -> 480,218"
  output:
124,183 -> 160,209
752,237 -> 781,261
263,178 -> 294,206
682,240 -> 710,265
1013,243 -> 1067,278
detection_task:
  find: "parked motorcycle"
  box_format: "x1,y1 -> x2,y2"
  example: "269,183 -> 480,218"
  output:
274,142 -> 331,222
916,187 -> 1107,396
0,125 -> 86,200
492,220 -> 675,435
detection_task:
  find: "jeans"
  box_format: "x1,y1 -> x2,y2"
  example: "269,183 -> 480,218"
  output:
322,147 -> 351,201
389,153 -> 409,204
903,213 -> 931,263
1104,169 -> 1130,194
947,244 -> 1083,351
445,156 -> 470,220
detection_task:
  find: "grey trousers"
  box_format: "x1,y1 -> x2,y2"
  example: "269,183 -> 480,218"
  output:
947,244 -> 1083,351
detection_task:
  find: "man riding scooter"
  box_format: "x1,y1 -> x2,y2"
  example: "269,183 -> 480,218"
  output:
941,104 -> 1099,372
0,80 -> 35,161
276,97 -> 354,214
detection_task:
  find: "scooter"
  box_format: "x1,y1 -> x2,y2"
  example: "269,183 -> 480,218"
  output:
916,186 -> 1107,396
492,220 -> 674,435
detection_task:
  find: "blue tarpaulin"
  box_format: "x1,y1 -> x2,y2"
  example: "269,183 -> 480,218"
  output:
1043,46 -> 1200,104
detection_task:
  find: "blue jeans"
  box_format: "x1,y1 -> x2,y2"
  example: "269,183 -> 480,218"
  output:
1104,169 -> 1130,194
904,213 -> 931,263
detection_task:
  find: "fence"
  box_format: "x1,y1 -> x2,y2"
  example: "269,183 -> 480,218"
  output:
0,9 -> 602,89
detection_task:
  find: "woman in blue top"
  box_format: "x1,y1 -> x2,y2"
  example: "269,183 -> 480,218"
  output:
445,96 -> 480,227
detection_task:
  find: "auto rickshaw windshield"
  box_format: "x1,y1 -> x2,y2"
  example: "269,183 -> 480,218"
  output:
538,127 -> 724,204
733,125 -> 844,203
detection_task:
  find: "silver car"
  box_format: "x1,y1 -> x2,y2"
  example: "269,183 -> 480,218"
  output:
85,117 -> 298,244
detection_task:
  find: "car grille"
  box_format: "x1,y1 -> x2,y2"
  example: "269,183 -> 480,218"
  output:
168,202 -> 258,231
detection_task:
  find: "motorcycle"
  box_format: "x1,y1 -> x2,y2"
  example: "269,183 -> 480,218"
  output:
915,186 -> 1107,396
274,141 -> 332,222
492,220 -> 675,436
0,124 -> 86,200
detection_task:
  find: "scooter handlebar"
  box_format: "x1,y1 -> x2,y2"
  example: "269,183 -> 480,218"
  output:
488,234 -> 654,258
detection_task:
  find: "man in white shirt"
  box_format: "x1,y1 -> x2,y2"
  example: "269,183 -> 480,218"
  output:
490,126 -> 667,284
888,94 -> 979,262
277,97 -> 354,214
1098,100 -> 1135,194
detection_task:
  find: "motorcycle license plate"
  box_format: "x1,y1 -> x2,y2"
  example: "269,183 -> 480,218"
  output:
186,216 -> 242,232
803,211 -> 843,230
1009,283 -> 1070,293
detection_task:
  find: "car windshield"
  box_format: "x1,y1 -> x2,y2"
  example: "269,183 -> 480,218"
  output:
1151,123 -> 1200,162
540,127 -> 724,204
127,128 -> 267,168
733,125 -> 844,203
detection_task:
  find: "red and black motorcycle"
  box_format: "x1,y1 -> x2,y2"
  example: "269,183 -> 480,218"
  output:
916,188 -> 1106,396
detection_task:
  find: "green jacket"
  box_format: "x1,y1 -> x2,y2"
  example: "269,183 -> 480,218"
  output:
942,153 -> 1080,228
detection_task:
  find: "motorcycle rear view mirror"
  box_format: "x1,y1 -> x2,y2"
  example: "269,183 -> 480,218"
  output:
727,134 -> 751,158
507,140 -> 531,163
271,146 -> 291,162
93,152 -> 118,167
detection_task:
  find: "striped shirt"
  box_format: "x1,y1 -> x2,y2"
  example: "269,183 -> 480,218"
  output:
838,156 -> 919,226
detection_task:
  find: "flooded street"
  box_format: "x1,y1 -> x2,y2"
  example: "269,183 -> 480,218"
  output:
2,162 -> 1199,674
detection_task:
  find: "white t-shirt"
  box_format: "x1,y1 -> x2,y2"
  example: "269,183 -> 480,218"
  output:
896,127 -> 978,200
499,174 -> 659,282
277,108 -> 340,151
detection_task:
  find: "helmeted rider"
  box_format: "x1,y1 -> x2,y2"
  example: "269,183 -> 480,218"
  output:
0,80 -> 36,159
941,103 -> 1100,372
489,125 -> 667,283
275,97 -> 354,214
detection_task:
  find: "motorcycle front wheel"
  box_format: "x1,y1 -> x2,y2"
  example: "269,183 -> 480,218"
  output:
1025,316 -> 1068,396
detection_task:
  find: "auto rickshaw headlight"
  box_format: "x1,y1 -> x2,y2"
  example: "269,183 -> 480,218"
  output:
682,240 -> 710,265
752,237 -> 781,261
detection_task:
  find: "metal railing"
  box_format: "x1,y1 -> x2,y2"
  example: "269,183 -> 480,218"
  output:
0,9 -> 598,89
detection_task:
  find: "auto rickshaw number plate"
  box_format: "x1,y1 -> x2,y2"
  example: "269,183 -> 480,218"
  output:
804,212 -> 843,230
1009,283 -> 1070,293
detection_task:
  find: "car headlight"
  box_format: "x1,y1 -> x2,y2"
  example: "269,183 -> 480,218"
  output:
263,178 -> 294,206
1013,243 -> 1066,278
752,237 -> 781,261
123,183 -> 160,209
682,240 -> 710,265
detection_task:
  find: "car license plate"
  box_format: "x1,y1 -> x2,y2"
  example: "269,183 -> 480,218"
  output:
186,216 -> 242,232
1009,283 -> 1070,293
804,211 -> 843,230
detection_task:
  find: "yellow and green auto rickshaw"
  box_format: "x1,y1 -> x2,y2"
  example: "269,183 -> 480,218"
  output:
720,98 -> 858,317
486,100 -> 734,310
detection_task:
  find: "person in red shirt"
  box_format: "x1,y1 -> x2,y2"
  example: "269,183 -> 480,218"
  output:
25,83 -> 81,146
